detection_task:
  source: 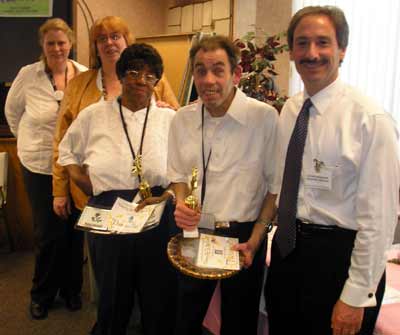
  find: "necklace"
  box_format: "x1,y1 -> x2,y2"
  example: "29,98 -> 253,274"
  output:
118,97 -> 150,183
46,61 -> 68,105
101,68 -> 108,100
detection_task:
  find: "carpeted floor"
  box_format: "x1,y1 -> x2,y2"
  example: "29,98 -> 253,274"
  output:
0,243 -> 211,335
0,247 -> 97,335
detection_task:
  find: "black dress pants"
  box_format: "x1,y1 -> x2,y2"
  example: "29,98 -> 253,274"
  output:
87,189 -> 178,335
174,222 -> 266,335
265,222 -> 385,335
21,165 -> 84,305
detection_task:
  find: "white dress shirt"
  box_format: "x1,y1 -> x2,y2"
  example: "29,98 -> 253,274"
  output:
5,60 -> 87,175
58,99 -> 175,196
168,88 -> 279,222
274,78 -> 400,307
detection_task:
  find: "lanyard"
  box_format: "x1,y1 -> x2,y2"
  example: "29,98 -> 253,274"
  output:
118,97 -> 150,184
46,64 -> 68,105
201,104 -> 212,206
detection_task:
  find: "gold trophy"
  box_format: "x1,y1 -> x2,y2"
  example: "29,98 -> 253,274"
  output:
185,167 -> 199,210
182,167 -> 200,239
139,179 -> 152,200
132,155 -> 152,200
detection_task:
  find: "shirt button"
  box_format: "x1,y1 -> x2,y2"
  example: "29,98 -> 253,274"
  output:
368,293 -> 373,298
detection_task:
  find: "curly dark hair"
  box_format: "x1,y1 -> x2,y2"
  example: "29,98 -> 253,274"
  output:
116,43 -> 163,81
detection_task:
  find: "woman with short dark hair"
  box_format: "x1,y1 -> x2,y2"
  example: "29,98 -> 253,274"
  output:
58,43 -> 177,335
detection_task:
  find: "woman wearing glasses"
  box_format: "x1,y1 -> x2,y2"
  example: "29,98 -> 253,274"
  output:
52,15 -> 179,226
58,43 -> 177,335
5,18 -> 87,319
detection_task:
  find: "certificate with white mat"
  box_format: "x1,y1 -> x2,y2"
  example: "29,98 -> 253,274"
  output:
196,233 -> 240,271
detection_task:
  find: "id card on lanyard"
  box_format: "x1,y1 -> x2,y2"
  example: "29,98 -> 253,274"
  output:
304,159 -> 333,190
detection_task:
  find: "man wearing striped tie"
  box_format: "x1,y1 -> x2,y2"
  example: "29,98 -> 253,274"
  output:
259,5 -> 400,335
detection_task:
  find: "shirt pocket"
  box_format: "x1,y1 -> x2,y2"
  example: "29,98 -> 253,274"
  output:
331,159 -> 356,196
235,159 -> 264,200
308,159 -> 355,199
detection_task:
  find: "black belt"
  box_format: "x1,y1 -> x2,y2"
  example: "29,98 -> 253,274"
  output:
212,220 -> 256,241
296,219 -> 356,235
215,220 -> 255,230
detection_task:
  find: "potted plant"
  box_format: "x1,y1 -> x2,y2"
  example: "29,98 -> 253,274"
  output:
235,32 -> 289,112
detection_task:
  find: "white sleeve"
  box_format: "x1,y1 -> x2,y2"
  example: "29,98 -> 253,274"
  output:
5,67 -> 27,137
167,114 -> 189,183
263,106 -> 279,194
57,108 -> 91,167
340,114 -> 400,307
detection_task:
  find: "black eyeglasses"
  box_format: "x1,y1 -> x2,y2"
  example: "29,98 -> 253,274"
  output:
125,70 -> 158,86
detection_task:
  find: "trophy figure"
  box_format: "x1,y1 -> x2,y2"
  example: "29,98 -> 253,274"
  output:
131,155 -> 142,177
132,155 -> 152,200
183,167 -> 200,238
139,179 -> 152,200
185,167 -> 199,210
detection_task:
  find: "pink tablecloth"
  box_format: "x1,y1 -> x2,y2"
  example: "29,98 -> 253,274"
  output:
202,282 -> 269,335
202,282 -> 221,335
374,248 -> 400,335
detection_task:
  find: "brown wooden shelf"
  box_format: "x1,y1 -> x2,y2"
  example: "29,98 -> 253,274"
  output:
0,141 -> 33,250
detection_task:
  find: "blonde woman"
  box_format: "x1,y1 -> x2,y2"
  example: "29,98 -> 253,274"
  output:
5,18 -> 87,320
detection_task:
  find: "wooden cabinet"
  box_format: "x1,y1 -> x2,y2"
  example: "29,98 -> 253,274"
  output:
137,33 -> 195,106
0,138 -> 33,250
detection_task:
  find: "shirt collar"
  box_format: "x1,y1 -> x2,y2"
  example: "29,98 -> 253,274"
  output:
304,77 -> 343,115
194,88 -> 248,129
36,59 -> 80,74
37,61 -> 47,74
120,99 -> 155,123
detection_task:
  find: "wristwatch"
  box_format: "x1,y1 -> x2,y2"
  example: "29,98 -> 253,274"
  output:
256,218 -> 273,233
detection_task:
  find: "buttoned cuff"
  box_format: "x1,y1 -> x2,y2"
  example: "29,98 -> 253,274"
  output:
340,281 -> 377,307
52,188 -> 69,197
57,157 -> 80,167
52,176 -> 69,197
268,183 -> 280,195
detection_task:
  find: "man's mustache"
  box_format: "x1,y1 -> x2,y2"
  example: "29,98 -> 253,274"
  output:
300,58 -> 328,65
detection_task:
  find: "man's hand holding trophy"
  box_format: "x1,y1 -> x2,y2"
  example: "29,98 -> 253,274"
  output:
182,167 -> 200,238
172,167 -> 202,238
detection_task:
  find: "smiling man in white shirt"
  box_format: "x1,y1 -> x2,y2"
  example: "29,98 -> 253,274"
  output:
264,6 -> 400,335
168,35 -> 279,335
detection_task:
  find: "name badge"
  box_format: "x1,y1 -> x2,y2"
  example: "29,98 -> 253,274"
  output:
304,160 -> 333,190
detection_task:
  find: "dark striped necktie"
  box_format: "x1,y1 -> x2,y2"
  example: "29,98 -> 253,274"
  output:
275,98 -> 312,259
